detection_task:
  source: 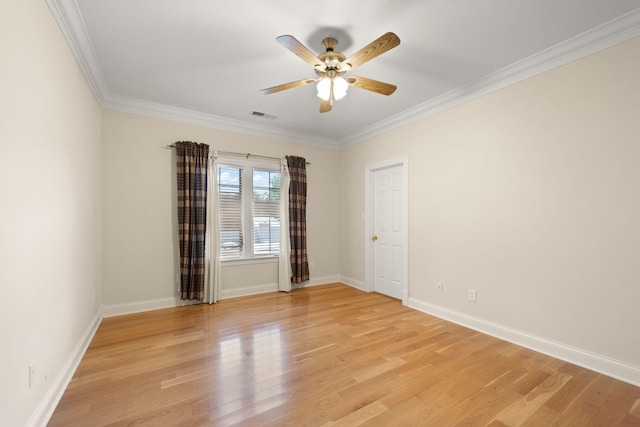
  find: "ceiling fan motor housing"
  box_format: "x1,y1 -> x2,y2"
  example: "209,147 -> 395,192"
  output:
318,37 -> 347,74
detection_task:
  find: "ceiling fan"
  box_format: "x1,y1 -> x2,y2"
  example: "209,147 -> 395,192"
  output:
260,32 -> 400,113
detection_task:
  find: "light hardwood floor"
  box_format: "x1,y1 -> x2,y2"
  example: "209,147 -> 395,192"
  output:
49,283 -> 640,426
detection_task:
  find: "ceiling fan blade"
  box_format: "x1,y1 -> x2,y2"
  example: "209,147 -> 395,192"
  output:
319,98 -> 332,113
276,35 -> 322,68
342,32 -> 400,71
319,80 -> 334,113
260,78 -> 317,95
346,76 -> 397,96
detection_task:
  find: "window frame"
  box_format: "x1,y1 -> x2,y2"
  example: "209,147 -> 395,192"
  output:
216,157 -> 281,263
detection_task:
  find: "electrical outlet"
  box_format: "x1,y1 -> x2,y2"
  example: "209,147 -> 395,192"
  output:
436,282 -> 443,293
468,289 -> 477,302
29,361 -> 36,388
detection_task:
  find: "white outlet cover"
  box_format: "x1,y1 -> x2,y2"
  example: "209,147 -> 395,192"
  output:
29,362 -> 36,387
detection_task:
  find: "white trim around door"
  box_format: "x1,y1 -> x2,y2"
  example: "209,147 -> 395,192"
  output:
364,156 -> 409,305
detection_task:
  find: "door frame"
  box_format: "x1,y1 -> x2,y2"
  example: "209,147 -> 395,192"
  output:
364,155 -> 409,305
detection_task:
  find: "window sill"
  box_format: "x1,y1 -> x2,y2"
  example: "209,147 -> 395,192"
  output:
221,256 -> 278,266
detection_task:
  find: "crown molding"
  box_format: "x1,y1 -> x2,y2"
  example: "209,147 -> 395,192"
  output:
102,94 -> 340,148
47,0 -> 107,104
341,8 -> 640,147
49,1 -> 640,149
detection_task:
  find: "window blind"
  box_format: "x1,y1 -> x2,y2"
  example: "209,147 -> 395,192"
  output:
218,165 -> 243,258
252,169 -> 281,256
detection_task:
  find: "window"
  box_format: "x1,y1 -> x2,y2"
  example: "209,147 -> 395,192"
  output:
252,169 -> 281,256
217,160 -> 281,260
218,166 -> 243,258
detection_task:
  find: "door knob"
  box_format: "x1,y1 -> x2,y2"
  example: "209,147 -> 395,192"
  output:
372,235 -> 378,241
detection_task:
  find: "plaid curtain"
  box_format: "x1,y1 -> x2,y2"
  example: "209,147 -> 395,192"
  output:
176,141 -> 209,300
286,156 -> 309,283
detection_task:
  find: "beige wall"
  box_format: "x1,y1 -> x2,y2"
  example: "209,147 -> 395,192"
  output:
101,110 -> 341,308
340,37 -> 640,368
0,1 -> 102,426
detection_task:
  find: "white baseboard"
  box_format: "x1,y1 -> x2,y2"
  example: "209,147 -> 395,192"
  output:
220,283 -> 278,299
409,297 -> 640,387
103,276 -> 346,313
103,296 -> 192,318
292,275 -> 342,289
26,307 -> 103,427
219,276 -> 342,296
339,276 -> 368,292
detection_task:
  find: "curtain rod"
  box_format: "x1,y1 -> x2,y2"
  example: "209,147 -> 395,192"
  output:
165,144 -> 310,164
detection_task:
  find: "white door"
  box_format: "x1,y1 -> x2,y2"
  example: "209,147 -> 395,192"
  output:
372,165 -> 405,300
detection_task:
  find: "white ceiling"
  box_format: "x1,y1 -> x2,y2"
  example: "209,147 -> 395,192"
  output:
49,0 -> 640,148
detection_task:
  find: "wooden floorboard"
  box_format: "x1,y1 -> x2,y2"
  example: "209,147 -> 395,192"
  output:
49,283 -> 640,426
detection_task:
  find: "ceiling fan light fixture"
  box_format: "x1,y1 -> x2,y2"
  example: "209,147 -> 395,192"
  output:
316,77 -> 332,101
317,76 -> 348,101
332,76 -> 348,100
